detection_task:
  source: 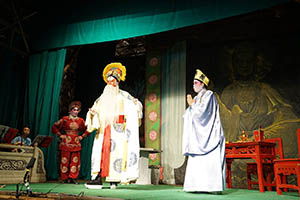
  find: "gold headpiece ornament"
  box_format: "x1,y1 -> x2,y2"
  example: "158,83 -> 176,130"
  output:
102,62 -> 126,83
194,69 -> 209,86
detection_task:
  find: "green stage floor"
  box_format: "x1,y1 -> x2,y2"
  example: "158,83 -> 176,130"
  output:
0,182 -> 299,200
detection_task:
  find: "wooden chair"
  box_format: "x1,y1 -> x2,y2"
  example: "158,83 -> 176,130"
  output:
247,137 -> 284,191
273,128 -> 300,196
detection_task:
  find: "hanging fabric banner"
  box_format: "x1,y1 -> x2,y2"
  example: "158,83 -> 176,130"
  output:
145,52 -> 162,167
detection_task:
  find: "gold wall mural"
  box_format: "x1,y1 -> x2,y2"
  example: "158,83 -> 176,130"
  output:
216,42 -> 300,158
218,43 -> 300,157
214,42 -> 300,188
188,39 -> 300,188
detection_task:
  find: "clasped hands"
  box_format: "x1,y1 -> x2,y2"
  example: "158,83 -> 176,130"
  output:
187,94 -> 195,106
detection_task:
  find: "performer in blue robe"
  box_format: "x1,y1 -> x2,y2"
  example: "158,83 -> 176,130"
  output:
182,69 -> 226,193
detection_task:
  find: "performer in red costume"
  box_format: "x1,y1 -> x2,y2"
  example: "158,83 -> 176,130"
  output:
52,101 -> 90,184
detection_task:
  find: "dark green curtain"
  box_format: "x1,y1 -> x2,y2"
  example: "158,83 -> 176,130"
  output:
0,51 -> 25,128
33,0 -> 289,51
23,49 -> 66,179
78,131 -> 96,179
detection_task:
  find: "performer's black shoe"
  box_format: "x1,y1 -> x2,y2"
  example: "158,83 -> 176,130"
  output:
84,174 -> 103,189
69,178 -> 78,184
62,179 -> 69,184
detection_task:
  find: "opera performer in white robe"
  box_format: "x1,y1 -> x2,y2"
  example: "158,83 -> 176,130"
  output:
85,63 -> 143,189
182,69 -> 226,193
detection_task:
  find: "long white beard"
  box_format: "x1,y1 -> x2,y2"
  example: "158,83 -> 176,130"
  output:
97,84 -> 120,126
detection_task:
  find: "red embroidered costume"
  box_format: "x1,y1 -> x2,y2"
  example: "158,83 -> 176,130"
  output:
52,101 -> 90,183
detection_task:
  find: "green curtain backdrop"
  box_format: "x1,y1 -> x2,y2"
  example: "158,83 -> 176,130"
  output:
78,131 -> 96,179
23,49 -> 66,179
33,0 -> 289,51
0,51 -> 25,128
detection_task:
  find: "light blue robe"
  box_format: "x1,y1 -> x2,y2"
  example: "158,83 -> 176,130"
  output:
182,88 -> 226,192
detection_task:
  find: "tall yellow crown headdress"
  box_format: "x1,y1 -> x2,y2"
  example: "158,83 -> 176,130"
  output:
102,62 -> 126,83
194,69 -> 209,86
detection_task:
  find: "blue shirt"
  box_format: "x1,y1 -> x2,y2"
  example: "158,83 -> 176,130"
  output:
11,136 -> 32,146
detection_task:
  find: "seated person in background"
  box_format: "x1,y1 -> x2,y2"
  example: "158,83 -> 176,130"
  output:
11,126 -> 32,146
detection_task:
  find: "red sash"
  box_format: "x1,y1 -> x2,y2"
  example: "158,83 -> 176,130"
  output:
101,124 -> 111,177
100,115 -> 125,177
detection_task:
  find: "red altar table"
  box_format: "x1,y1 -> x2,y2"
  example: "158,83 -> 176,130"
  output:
225,141 -> 276,192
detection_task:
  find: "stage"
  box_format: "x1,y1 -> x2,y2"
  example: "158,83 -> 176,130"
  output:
0,181 -> 299,200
